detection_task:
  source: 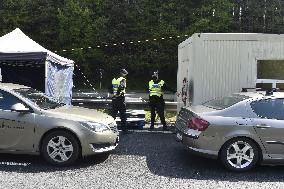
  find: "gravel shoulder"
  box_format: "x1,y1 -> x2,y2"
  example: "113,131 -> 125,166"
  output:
0,127 -> 284,189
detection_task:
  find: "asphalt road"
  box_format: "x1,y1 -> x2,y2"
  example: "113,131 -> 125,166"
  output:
0,128 -> 284,189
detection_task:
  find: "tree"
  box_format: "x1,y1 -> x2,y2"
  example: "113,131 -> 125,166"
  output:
1,0 -> 284,90
190,0 -> 234,33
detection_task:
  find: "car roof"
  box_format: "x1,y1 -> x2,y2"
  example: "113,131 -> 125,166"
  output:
234,91 -> 284,99
0,83 -> 30,91
235,92 -> 264,98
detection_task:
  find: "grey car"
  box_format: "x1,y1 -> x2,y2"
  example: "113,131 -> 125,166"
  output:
0,83 -> 119,165
175,90 -> 284,171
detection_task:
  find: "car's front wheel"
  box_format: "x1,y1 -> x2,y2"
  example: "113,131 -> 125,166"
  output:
41,130 -> 80,166
220,138 -> 259,172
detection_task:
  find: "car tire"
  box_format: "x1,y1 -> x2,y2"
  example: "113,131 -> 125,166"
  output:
41,130 -> 81,166
220,138 -> 259,172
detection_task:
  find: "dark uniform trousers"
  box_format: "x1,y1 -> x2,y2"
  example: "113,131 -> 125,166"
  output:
111,96 -> 127,131
149,95 -> 166,128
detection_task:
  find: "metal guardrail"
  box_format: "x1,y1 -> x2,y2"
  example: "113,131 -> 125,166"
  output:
256,79 -> 284,88
72,98 -> 177,111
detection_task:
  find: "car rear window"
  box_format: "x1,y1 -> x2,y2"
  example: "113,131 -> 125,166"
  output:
203,95 -> 250,110
250,98 -> 284,120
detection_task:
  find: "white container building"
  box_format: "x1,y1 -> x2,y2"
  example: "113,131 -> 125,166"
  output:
177,33 -> 284,112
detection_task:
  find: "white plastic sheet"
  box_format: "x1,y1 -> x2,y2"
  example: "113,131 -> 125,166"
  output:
46,61 -> 74,105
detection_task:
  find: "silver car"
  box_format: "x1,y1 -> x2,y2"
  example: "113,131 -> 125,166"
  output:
175,90 -> 284,171
0,83 -> 119,165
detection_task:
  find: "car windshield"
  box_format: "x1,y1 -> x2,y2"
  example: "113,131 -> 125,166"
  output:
203,95 -> 250,110
13,88 -> 64,109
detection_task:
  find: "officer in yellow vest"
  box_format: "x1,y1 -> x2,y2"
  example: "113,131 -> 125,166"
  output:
148,71 -> 169,131
110,69 -> 131,134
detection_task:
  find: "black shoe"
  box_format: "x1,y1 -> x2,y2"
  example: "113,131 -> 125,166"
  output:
148,127 -> 154,131
162,127 -> 170,131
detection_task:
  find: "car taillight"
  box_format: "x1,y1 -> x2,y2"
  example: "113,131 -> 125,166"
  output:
187,117 -> 210,131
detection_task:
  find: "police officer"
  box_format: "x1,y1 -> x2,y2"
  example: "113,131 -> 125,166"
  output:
148,71 -> 170,131
110,69 -> 131,134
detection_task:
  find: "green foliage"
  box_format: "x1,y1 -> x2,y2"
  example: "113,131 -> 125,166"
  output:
58,0 -> 93,47
0,0 -> 284,90
190,0 -> 234,33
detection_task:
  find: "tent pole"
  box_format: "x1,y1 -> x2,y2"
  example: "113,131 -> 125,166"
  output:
45,60 -> 48,94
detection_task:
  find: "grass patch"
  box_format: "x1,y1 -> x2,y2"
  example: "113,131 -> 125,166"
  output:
145,111 -> 177,123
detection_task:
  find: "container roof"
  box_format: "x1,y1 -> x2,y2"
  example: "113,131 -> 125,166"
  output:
179,33 -> 284,48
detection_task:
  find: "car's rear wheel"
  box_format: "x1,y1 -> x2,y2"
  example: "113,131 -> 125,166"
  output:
41,131 -> 80,166
220,138 -> 259,172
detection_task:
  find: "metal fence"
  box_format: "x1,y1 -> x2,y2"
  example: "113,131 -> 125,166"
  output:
72,98 -> 177,112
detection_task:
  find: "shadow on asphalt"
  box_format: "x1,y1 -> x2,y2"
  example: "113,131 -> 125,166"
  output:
1,128 -> 284,182
113,129 -> 284,182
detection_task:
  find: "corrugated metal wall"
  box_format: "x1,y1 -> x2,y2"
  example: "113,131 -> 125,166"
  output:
177,37 -> 194,111
177,33 -> 284,111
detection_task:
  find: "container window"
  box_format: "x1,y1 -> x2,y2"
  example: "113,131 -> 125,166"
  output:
257,60 -> 284,90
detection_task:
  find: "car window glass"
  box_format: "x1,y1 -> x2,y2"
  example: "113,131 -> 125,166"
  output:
250,98 -> 284,120
0,90 -> 23,110
203,95 -> 249,110
13,88 -> 63,110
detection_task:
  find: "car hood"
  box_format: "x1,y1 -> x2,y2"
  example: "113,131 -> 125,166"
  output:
45,105 -> 114,123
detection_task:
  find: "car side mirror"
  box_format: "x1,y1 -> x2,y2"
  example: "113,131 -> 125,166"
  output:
11,103 -> 30,113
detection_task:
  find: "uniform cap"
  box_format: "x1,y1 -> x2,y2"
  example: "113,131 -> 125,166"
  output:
120,69 -> 128,76
152,71 -> 158,78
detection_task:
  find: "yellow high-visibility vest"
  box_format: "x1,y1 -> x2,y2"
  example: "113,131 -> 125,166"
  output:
112,77 -> 126,96
149,80 -> 164,97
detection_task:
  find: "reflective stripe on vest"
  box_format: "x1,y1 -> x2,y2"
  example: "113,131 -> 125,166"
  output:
149,80 -> 165,97
112,77 -> 126,96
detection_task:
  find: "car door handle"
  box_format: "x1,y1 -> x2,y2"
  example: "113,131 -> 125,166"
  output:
256,124 -> 271,129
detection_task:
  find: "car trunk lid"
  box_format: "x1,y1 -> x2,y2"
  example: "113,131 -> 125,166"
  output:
175,106 -> 215,135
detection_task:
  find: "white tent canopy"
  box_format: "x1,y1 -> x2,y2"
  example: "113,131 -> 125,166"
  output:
0,28 -> 74,66
0,28 -> 74,104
